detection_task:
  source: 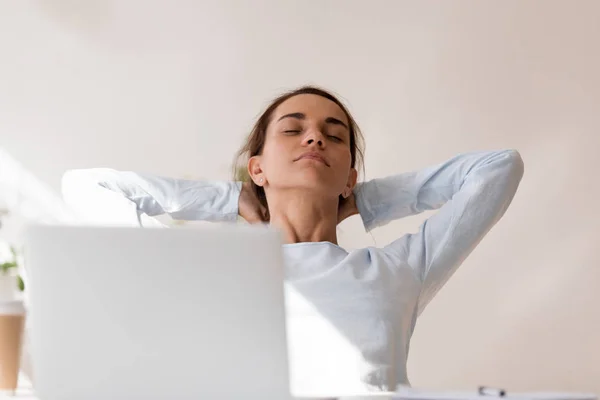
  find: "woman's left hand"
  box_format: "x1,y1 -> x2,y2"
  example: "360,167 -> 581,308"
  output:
337,193 -> 359,224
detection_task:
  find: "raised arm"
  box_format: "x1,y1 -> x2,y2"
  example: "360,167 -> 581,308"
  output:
355,149 -> 524,314
61,169 -> 241,226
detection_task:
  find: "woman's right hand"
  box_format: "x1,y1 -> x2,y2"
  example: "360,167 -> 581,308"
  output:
337,192 -> 359,224
238,182 -> 269,223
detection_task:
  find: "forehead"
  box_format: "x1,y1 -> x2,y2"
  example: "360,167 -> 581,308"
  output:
272,94 -> 348,125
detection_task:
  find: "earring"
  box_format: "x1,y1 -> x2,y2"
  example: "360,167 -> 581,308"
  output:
259,178 -> 264,184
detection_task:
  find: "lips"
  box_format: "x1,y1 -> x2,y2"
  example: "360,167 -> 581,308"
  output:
295,152 -> 330,166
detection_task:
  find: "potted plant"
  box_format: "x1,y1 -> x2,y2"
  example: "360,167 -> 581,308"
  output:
0,241 -> 27,392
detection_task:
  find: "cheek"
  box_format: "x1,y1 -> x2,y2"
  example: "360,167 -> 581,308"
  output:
260,139 -> 293,170
329,150 -> 353,184
332,148 -> 353,170
272,138 -> 294,154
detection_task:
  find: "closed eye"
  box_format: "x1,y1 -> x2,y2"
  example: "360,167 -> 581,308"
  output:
328,135 -> 343,142
284,130 -> 301,134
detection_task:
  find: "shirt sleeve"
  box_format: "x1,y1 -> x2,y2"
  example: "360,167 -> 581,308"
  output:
61,168 -> 241,227
354,149 -> 525,314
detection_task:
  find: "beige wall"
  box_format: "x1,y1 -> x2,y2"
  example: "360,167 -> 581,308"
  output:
1,0 -> 599,393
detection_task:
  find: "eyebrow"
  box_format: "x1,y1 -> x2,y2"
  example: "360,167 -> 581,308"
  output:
277,112 -> 349,130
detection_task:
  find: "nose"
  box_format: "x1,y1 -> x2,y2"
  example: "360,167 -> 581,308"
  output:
302,129 -> 325,148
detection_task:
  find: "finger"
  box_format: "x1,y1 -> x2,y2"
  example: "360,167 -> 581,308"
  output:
259,205 -> 269,222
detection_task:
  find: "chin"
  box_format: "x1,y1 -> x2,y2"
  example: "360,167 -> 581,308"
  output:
271,168 -> 344,196
290,174 -> 343,197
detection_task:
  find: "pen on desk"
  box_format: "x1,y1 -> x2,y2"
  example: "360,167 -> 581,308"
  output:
478,386 -> 506,397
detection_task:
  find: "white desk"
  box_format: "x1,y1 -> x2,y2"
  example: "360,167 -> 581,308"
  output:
2,391 -> 395,400
1,387 -> 395,400
0,388 -> 36,399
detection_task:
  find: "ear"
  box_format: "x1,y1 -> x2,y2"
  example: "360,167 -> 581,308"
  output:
342,168 -> 358,198
248,156 -> 266,186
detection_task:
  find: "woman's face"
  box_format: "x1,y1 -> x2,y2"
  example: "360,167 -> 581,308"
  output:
249,94 -> 357,199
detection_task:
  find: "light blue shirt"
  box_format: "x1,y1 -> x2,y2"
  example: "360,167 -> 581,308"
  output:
61,149 -> 524,395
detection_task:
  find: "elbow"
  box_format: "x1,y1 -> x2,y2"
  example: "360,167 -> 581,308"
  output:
495,150 -> 525,202
507,149 -> 525,180
499,149 -> 525,182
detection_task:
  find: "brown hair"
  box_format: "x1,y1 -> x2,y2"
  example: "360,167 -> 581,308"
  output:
233,85 -> 365,216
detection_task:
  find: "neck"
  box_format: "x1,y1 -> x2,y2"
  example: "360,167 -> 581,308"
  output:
266,189 -> 339,245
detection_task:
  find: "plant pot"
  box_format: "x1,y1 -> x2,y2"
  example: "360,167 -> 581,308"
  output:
0,274 -> 26,392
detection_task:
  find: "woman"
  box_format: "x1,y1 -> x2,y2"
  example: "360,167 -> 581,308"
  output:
62,86 -> 524,394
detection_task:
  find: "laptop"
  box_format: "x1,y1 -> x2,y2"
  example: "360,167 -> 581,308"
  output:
24,224 -> 295,400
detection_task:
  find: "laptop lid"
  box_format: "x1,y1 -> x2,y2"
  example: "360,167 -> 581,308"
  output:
24,224 -> 291,400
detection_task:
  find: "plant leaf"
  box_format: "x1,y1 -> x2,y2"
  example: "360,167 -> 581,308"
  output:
1,262 -> 17,273
17,275 -> 25,291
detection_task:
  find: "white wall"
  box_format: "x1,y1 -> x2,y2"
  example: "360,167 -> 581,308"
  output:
1,0 -> 599,393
